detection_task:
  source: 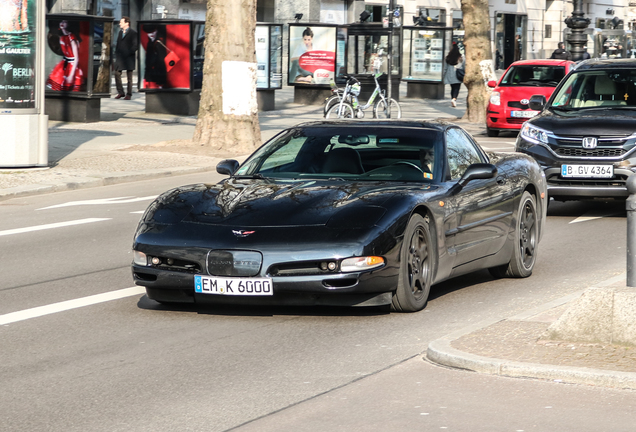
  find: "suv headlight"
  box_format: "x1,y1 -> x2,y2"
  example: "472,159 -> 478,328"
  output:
520,122 -> 549,145
489,91 -> 501,106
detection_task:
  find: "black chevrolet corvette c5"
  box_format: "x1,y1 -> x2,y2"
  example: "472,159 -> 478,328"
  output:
132,120 -> 547,312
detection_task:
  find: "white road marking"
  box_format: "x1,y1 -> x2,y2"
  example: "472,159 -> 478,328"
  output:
0,218 -> 111,237
0,287 -> 146,326
130,211 -> 145,214
570,216 -> 603,224
37,196 -> 157,210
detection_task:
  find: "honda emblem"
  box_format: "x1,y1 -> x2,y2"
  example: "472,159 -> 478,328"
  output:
582,137 -> 597,149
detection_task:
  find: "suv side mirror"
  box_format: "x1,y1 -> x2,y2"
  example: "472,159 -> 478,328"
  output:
217,159 -> 240,176
529,95 -> 546,111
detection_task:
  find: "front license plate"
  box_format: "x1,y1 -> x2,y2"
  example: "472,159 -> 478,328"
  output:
511,110 -> 539,118
561,164 -> 614,178
194,275 -> 273,296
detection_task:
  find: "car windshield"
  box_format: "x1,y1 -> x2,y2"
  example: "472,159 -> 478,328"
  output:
500,65 -> 566,87
550,69 -> 636,109
235,126 -> 442,182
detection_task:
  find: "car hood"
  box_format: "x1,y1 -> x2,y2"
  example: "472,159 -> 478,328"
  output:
529,108 -> 636,136
145,179 -> 436,228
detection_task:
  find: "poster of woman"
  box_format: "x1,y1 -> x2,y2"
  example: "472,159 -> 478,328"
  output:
288,25 -> 335,85
45,19 -> 88,92
138,22 -> 191,90
0,0 -> 37,108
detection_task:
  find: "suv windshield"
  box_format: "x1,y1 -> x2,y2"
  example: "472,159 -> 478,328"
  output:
550,69 -> 636,109
500,65 -> 565,87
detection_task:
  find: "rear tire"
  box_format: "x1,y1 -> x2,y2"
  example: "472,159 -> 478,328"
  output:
487,128 -> 499,137
326,102 -> 355,119
391,214 -> 434,312
373,98 -> 401,119
488,191 -> 538,278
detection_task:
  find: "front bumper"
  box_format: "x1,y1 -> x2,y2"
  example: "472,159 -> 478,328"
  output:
516,137 -> 634,199
132,264 -> 398,307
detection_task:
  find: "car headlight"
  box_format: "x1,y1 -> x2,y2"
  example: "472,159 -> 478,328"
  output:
340,256 -> 385,273
520,122 -> 550,145
489,91 -> 501,106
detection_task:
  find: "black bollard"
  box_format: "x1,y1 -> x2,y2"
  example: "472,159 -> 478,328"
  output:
627,175 -> 636,287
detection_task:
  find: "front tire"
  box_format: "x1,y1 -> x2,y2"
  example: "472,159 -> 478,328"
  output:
489,191 -> 538,278
323,95 -> 340,117
326,102 -> 355,119
392,214 -> 434,312
373,98 -> 401,119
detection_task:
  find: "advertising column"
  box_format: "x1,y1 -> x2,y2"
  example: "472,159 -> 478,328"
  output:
0,0 -> 47,167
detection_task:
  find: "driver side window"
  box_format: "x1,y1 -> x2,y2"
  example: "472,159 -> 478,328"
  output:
446,128 -> 485,180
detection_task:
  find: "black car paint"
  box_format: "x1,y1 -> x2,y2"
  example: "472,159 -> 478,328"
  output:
132,121 -> 546,308
516,59 -> 636,200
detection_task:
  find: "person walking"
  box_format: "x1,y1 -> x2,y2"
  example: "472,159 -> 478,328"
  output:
550,42 -> 572,60
114,16 -> 138,100
443,42 -> 464,108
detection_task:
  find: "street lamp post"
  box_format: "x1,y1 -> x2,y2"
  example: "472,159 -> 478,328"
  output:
565,0 -> 590,61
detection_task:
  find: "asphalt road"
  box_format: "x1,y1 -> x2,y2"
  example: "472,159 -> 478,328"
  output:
1,136 -> 634,431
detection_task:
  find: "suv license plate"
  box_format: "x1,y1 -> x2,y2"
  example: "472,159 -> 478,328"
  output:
195,275 -> 273,296
511,110 -> 539,118
561,164 -> 613,178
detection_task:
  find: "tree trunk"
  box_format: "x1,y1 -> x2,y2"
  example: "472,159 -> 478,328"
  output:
193,0 -> 261,155
461,0 -> 492,123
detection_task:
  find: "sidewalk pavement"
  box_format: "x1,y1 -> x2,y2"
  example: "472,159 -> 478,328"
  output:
2,83 -> 635,391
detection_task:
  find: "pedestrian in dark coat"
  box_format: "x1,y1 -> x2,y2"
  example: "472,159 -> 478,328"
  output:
550,42 -> 572,61
114,16 -> 138,99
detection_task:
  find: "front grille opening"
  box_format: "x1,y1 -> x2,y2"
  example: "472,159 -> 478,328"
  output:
553,147 -> 627,158
323,278 -> 358,288
506,118 -> 526,124
134,272 -> 158,282
547,173 -> 629,187
269,261 -> 337,277
150,257 -> 201,274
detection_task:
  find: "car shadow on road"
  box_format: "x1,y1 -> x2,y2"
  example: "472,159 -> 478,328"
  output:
547,198 -> 626,218
137,295 -> 391,317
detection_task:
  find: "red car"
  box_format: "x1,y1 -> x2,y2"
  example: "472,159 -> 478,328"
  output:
486,59 -> 576,137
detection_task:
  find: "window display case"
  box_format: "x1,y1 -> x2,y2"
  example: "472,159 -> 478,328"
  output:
137,19 -> 204,116
401,26 -> 453,99
341,22 -> 402,102
44,14 -> 113,122
256,23 -> 282,110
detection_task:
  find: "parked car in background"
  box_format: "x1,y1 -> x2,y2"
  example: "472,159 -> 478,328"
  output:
516,59 -> 636,202
486,59 -> 576,137
132,120 -> 547,313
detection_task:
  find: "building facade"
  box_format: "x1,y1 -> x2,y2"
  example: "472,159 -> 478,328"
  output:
46,0 -> 635,66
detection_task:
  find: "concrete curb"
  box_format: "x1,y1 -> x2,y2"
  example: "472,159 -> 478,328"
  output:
426,273 -> 636,390
0,165 -> 216,202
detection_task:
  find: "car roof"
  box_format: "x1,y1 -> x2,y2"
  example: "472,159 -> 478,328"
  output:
573,58 -> 636,71
506,59 -> 574,67
291,120 -> 451,131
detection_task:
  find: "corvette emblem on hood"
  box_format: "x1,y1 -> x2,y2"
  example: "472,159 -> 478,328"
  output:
233,230 -> 256,238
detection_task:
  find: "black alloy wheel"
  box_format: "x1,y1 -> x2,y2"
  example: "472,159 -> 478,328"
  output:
392,214 -> 434,312
489,191 -> 537,278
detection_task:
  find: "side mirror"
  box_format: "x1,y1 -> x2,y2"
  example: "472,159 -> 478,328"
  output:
216,159 -> 240,176
529,95 -> 546,111
487,80 -> 497,88
450,163 -> 498,194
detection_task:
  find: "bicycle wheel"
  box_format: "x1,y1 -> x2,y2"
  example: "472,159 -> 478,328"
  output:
326,102 -> 355,119
373,98 -> 402,119
323,94 -> 341,117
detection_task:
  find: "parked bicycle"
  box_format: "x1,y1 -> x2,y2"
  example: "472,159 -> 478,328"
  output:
324,72 -> 401,119
323,79 -> 346,117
